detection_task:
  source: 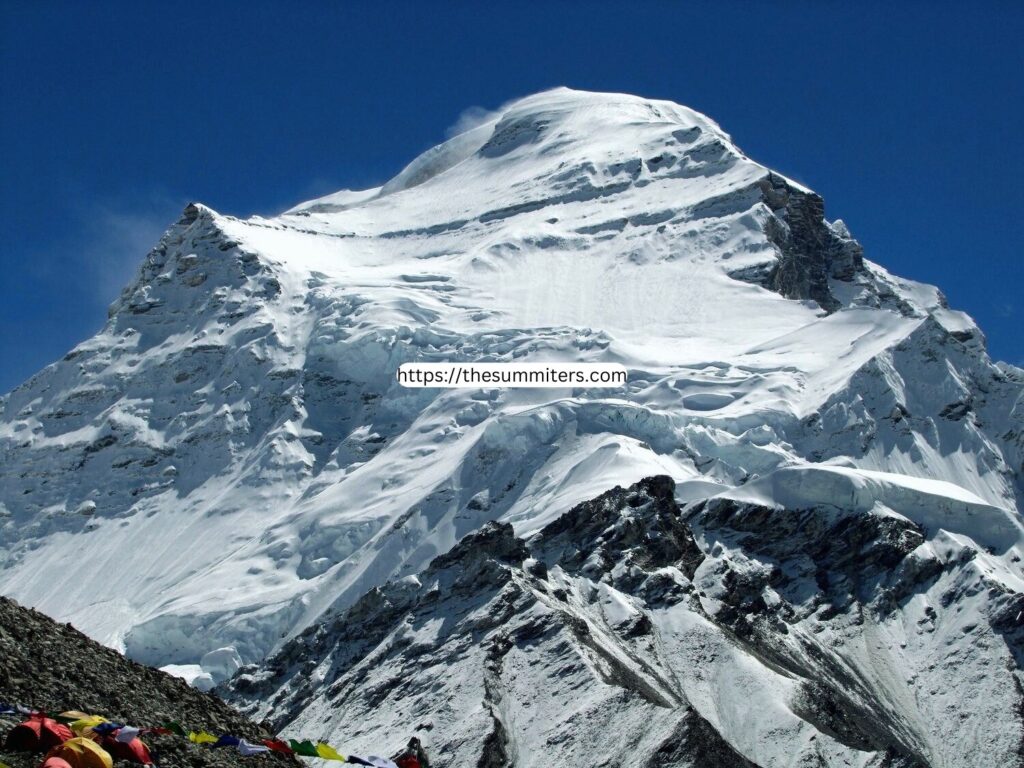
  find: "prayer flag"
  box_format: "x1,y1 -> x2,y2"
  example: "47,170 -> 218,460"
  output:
262,739 -> 293,754
238,739 -> 271,756
288,739 -> 320,757
315,742 -> 345,761
116,726 -> 141,743
163,722 -> 186,737
92,722 -> 122,736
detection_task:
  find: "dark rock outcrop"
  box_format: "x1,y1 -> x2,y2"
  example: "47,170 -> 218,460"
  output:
728,173 -> 868,312
224,475 -> 1020,767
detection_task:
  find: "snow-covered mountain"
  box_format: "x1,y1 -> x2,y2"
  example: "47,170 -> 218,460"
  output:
2,88 -> 1022,765
225,475 -> 1024,767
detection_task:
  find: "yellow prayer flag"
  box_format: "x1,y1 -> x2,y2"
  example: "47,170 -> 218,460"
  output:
188,731 -> 219,744
69,715 -> 107,735
315,742 -> 346,761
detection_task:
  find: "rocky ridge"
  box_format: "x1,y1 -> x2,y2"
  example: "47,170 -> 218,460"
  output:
225,476 -> 1023,767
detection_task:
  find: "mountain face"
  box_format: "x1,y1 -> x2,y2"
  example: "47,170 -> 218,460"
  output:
1,88 -> 1022,764
224,476 -> 1023,768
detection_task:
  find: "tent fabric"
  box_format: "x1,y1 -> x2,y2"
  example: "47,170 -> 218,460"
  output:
44,738 -> 113,768
66,716 -> 107,738
54,713 -> 90,726
54,714 -> 110,741
100,734 -> 152,764
40,758 -> 74,768
4,716 -> 73,752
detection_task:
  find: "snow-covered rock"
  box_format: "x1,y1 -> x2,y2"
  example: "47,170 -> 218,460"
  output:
160,663 -> 217,693
199,646 -> 244,684
224,475 -> 1023,767
0,90 -> 1020,763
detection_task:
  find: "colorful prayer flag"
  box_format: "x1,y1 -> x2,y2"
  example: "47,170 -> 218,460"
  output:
163,721 -> 186,737
69,715 -> 108,736
92,721 -> 123,736
288,739 -> 320,757
115,726 -> 141,743
315,742 -> 345,761
262,738 -> 293,754
238,739 -> 271,756
188,731 -> 219,744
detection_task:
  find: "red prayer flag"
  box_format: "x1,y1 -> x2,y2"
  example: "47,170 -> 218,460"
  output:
263,738 -> 294,754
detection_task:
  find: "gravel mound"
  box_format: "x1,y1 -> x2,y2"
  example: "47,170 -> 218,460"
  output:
0,596 -> 296,768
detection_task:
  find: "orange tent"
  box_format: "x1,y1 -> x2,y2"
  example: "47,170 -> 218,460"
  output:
43,738 -> 112,768
101,733 -> 152,765
4,715 -> 73,752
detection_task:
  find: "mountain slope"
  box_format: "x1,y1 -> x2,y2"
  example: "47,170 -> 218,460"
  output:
0,596 -> 291,768
224,476 -> 1023,767
1,87 -> 1021,692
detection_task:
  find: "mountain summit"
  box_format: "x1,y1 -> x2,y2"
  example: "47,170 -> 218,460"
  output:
1,88 -> 1022,766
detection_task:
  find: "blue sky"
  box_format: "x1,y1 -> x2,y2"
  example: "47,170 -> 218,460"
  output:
1,1 -> 1021,393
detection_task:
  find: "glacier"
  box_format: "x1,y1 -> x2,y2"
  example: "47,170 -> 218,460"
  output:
1,88 -> 1022,766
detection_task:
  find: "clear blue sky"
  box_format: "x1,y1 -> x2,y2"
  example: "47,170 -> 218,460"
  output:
2,1 -> 1021,393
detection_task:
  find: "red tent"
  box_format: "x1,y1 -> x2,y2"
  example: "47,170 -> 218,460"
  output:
101,733 -> 152,764
39,758 -> 74,768
5,715 -> 74,752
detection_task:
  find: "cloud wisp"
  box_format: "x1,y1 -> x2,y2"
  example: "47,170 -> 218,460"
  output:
72,191 -> 187,310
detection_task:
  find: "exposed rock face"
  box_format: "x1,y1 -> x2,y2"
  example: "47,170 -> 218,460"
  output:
760,173 -> 866,311
224,476 -> 1023,768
